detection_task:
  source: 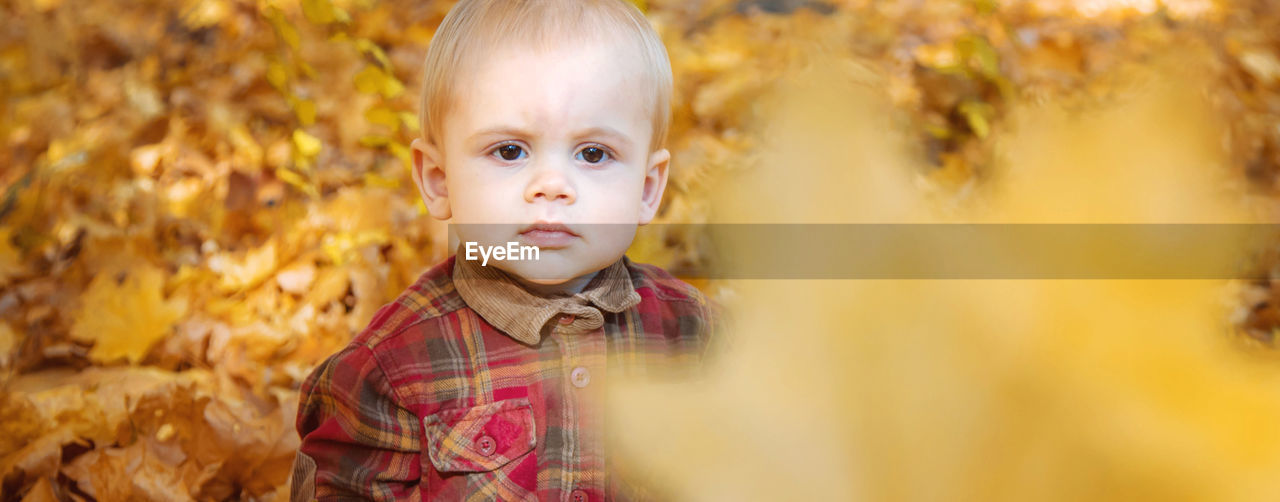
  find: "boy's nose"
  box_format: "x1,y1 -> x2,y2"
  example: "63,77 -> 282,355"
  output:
524,161 -> 576,204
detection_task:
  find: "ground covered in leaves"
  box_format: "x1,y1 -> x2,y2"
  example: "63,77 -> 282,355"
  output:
4,0 -> 1280,500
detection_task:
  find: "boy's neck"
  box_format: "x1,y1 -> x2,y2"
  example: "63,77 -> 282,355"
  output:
510,269 -> 600,298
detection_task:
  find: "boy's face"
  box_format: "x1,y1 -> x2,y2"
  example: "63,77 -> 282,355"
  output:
411,41 -> 670,289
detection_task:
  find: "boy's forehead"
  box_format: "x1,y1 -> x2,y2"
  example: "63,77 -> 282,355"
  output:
448,43 -> 653,136
468,41 -> 647,96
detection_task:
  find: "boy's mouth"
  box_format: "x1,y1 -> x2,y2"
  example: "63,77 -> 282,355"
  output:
517,222 -> 580,248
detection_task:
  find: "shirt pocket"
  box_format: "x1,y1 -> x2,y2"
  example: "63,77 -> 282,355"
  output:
422,398 -> 538,490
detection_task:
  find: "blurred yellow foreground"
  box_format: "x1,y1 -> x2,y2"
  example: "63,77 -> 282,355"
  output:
607,50 -> 1280,502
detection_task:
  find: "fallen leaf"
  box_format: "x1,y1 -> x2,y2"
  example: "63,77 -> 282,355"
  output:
69,264 -> 187,364
208,239 -> 279,292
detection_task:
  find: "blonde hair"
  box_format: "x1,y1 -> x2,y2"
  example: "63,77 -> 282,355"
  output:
418,0 -> 673,154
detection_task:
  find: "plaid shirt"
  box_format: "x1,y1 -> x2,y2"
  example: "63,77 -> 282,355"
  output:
291,253 -> 718,501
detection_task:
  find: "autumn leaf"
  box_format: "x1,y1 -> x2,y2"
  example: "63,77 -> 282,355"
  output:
353,65 -> 405,98
301,0 -> 350,25
364,105 -> 400,131
0,226 -> 22,285
355,38 -> 392,69
208,239 -> 279,292
181,0 -> 228,29
0,322 -> 15,368
264,7 -> 301,50
291,97 -> 318,125
292,128 -> 323,159
70,265 -> 187,365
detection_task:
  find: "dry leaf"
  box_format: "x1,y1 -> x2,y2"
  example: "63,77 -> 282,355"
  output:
208,239 -> 279,292
69,264 -> 187,364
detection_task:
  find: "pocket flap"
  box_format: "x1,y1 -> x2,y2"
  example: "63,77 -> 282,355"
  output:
422,398 -> 537,472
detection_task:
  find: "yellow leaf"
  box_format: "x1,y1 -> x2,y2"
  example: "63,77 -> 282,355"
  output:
293,98 -> 317,126
958,100 -> 994,138
299,60 -> 317,79
265,8 -> 300,50
301,0 -> 336,24
956,34 -> 1000,79
284,22 -> 300,49
359,134 -> 392,147
292,129 -> 322,158
399,112 -> 420,132
70,265 -> 186,364
353,65 -> 404,98
301,0 -> 351,24
924,122 -> 952,140
228,125 -> 263,169
627,0 -> 647,13
276,167 -> 317,197
0,322 -> 15,366
389,141 -> 410,164
0,226 -> 22,285
353,66 -> 383,95
208,239 -> 279,291
266,62 -> 289,90
304,266 -> 350,306
364,106 -> 399,131
322,231 -> 389,265
181,0 -> 227,29
355,38 -> 392,69
380,74 -> 405,98
363,171 -> 401,189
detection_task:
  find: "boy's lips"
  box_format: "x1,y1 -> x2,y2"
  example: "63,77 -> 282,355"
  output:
518,222 -> 580,248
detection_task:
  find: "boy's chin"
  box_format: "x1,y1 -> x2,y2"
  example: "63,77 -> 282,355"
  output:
498,261 -> 597,284
515,275 -> 575,285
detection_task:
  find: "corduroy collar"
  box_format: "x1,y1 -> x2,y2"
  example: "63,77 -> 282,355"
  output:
451,253 -> 642,345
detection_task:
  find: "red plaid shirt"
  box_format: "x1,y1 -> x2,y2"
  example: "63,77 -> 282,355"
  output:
291,254 -> 718,501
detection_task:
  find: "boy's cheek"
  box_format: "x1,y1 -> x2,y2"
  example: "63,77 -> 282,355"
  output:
448,188 -> 517,223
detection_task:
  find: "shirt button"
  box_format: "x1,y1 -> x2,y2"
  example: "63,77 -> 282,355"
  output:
569,489 -> 589,502
570,366 -> 590,388
476,435 -> 496,456
558,314 -> 575,325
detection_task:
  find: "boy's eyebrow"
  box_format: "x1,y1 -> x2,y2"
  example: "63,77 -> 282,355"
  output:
573,126 -> 633,150
466,125 -> 635,150
467,126 -> 535,144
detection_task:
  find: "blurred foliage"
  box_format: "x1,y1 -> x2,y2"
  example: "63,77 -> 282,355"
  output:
3,0 -> 1280,499
612,47 -> 1280,500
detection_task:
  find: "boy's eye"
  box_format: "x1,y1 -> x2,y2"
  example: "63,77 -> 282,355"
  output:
577,146 -> 610,164
493,144 -> 525,161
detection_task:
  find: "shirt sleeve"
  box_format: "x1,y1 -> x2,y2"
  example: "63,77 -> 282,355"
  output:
292,344 -> 423,501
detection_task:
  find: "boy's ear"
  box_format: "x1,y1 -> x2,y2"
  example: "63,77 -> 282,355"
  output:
411,138 -> 452,220
638,148 -> 670,225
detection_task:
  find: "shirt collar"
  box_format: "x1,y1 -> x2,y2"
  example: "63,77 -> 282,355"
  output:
451,253 -> 642,345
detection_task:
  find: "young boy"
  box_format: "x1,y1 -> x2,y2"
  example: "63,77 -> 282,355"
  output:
291,0 -> 718,500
